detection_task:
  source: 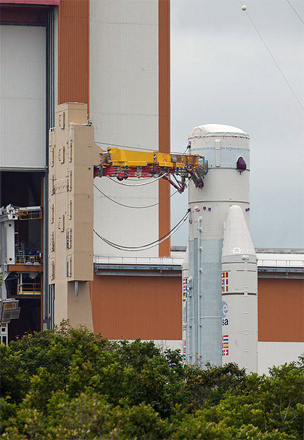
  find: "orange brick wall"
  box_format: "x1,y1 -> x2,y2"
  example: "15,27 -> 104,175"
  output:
90,274 -> 182,340
258,278 -> 304,342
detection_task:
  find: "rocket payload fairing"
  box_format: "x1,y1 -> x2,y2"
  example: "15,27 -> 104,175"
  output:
184,124 -> 258,372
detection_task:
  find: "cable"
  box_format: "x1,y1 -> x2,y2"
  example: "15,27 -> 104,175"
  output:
107,173 -> 167,187
94,214 -> 187,251
94,184 -> 179,209
238,0 -> 304,112
97,210 -> 189,249
93,209 -> 190,251
286,0 -> 304,25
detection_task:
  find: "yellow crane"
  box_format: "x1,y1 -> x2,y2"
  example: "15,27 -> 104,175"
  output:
94,147 -> 208,193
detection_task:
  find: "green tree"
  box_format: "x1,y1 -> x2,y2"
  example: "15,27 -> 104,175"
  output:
201,364 -> 304,439
1,323 -> 185,417
182,361 -> 246,412
1,324 -> 303,440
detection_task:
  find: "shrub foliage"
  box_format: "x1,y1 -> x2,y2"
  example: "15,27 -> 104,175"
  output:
1,323 -> 303,439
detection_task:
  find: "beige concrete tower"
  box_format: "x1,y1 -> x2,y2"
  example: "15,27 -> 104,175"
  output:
49,103 -> 102,329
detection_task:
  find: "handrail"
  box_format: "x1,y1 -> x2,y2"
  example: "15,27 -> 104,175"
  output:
15,255 -> 42,265
257,258 -> 304,268
17,283 -> 41,295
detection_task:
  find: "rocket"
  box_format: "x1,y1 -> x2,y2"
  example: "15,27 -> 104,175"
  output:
221,205 -> 258,372
185,124 -> 258,372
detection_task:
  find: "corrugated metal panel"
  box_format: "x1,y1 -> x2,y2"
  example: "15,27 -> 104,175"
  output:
158,0 -> 170,257
91,274 -> 182,340
0,25 -> 46,169
159,180 -> 170,257
258,342 -> 304,374
90,0 -> 159,258
58,0 -> 89,107
158,0 -> 170,155
258,278 -> 304,342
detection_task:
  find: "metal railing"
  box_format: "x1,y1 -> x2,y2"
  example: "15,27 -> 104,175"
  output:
94,255 -> 184,266
15,254 -> 42,265
18,210 -> 42,221
17,282 -> 41,295
257,258 -> 304,269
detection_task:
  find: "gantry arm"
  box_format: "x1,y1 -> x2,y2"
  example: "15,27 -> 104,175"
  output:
94,147 -> 208,193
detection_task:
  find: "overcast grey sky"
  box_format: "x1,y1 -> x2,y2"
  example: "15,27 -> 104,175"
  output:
170,0 -> 304,249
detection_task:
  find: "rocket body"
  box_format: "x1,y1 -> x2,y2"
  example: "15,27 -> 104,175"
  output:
222,206 -> 258,372
185,124 -> 257,371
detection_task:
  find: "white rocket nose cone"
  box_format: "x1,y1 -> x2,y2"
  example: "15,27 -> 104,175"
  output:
222,205 -> 255,257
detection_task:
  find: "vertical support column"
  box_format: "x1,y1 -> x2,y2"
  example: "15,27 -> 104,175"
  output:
58,0 -> 90,110
182,249 -> 189,361
49,103 -> 102,330
0,325 -> 8,345
41,174 -> 45,330
44,6 -> 57,329
158,0 -> 171,257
